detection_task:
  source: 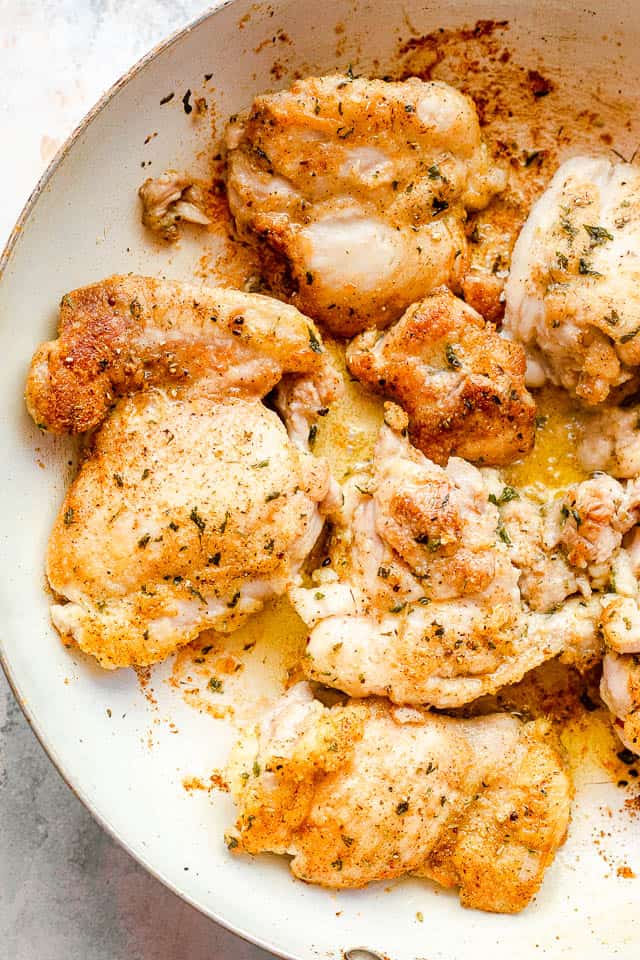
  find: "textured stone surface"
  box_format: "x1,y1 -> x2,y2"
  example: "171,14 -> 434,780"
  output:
0,3 -> 269,956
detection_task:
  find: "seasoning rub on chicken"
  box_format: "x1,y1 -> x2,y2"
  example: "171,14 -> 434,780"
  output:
226,683 -> 572,913
26,276 -> 340,668
225,73 -> 506,336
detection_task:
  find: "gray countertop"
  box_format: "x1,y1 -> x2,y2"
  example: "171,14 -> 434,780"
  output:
0,3 -> 270,956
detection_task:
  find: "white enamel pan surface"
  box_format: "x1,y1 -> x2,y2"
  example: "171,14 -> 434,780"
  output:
1,2 -> 639,957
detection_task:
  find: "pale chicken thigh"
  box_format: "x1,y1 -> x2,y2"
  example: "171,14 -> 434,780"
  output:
225,74 -> 506,336
504,156 -> 640,404
347,288 -> 536,466
291,413 -> 640,707
291,419 -> 561,708
225,683 -> 572,913
27,276 -> 340,668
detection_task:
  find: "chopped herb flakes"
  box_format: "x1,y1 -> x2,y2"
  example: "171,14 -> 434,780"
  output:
396,800 -> 409,815
390,602 -> 407,614
308,326 -> 322,353
578,258 -> 603,277
584,224 -> 613,245
620,327 -> 640,344
189,507 -> 206,532
445,344 -> 461,368
208,677 -> 224,693
489,485 -> 519,506
254,145 -> 271,165
188,585 -> 207,604
137,534 -> 151,549
64,507 -> 74,525
497,521 -> 512,545
265,491 -> 281,503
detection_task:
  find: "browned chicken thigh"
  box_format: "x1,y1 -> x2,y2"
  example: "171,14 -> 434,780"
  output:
347,287 -> 536,466
225,74 -> 506,336
226,683 -> 572,913
26,276 -> 340,668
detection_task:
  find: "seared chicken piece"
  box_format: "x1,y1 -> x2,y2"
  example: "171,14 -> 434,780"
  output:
48,394 -> 331,668
27,276 -> 340,668
347,288 -> 536,466
225,74 -> 506,336
139,173 -> 211,242
26,275 -> 339,436
290,421 -> 561,708
504,157 -> 640,404
226,683 -> 572,913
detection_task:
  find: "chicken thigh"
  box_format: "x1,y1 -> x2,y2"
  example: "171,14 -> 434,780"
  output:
504,156 -> 640,404
225,74 -> 506,336
291,409 -> 640,706
291,417 -> 563,707
27,276 -> 340,668
225,682 -> 572,913
346,287 -> 536,466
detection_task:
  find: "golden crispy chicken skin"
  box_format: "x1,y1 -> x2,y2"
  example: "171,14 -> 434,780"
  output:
26,275 -> 338,435
226,683 -> 572,913
28,276 -> 341,669
347,288 -> 536,466
225,74 -> 506,336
